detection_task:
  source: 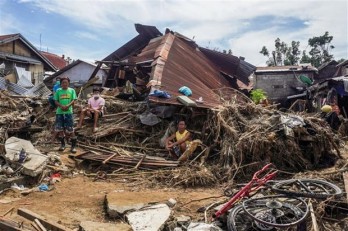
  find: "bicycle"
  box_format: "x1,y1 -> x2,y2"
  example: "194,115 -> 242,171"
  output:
212,163 -> 343,231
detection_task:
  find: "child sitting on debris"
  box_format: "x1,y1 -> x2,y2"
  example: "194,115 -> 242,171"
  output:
76,87 -> 105,133
54,76 -> 78,153
165,120 -> 191,159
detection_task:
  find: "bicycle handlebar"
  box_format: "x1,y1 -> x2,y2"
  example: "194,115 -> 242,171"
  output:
213,163 -> 278,220
252,163 -> 275,181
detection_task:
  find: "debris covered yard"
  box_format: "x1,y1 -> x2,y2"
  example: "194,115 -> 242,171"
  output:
0,92 -> 348,231
1,24 -> 348,231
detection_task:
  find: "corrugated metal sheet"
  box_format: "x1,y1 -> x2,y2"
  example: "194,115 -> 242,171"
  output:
17,77 -> 34,88
0,77 -> 28,95
103,24 -> 162,62
149,35 -> 232,108
198,47 -> 255,85
25,82 -> 52,97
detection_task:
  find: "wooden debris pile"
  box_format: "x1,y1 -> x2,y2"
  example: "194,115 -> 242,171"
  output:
208,102 -> 343,176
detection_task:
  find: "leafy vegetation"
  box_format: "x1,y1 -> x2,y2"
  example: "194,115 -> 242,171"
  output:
260,32 -> 336,67
251,89 -> 267,104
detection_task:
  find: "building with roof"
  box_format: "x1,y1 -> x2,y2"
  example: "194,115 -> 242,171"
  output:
93,24 -> 255,109
40,51 -> 68,70
0,33 -> 57,85
44,59 -> 107,91
254,65 -> 318,106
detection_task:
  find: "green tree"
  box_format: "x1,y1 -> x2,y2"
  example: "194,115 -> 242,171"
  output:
307,31 -> 335,67
260,38 -> 301,66
300,51 -> 311,64
285,41 -> 301,65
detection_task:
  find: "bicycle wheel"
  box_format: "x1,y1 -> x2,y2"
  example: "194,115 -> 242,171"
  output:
227,205 -> 306,231
242,195 -> 308,228
272,179 -> 342,199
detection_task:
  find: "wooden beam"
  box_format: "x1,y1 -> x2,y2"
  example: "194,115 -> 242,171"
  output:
34,219 -> 47,231
308,201 -> 319,231
102,153 -> 118,164
17,208 -> 73,231
343,172 -> 348,201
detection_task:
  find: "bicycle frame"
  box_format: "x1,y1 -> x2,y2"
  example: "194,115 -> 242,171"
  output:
213,163 -> 278,219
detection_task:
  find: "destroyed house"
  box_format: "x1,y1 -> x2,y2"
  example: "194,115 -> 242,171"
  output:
309,76 -> 348,118
0,33 -> 57,85
254,65 -> 317,106
95,24 -> 255,108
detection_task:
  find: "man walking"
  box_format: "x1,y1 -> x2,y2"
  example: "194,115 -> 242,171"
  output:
54,76 -> 78,153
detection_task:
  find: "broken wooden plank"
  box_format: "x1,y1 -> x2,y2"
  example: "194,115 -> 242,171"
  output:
2,206 -> 15,216
308,201 -> 319,231
0,217 -> 23,231
343,172 -> 348,201
0,221 -> 22,231
134,155 -> 146,169
17,208 -> 73,231
34,219 -> 47,231
102,153 -> 118,164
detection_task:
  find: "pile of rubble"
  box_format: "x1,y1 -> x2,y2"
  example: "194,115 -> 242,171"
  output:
0,88 -> 347,230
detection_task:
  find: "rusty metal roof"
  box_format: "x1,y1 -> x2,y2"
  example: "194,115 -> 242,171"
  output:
199,47 -> 255,85
103,24 -> 162,62
40,51 -> 68,70
149,34 -> 232,108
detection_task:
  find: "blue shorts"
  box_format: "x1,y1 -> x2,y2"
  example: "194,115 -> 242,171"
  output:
55,114 -> 74,132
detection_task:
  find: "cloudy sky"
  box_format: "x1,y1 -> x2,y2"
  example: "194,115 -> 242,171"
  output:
1,0 -> 347,66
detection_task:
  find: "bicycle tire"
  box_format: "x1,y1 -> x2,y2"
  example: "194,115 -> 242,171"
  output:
242,195 -> 309,228
227,205 -> 262,231
227,204 -> 306,231
272,179 -> 342,199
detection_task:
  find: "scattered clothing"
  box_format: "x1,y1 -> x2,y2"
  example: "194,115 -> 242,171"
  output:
149,89 -> 171,98
179,86 -> 192,96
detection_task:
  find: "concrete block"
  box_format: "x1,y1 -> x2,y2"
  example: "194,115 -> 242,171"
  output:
79,221 -> 131,231
167,198 -> 177,207
5,137 -> 47,177
126,204 -> 171,231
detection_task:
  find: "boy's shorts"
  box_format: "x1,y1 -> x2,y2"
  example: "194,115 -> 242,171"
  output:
55,114 -> 74,132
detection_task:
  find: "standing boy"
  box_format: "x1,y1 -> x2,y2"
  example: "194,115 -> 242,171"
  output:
54,76 -> 78,153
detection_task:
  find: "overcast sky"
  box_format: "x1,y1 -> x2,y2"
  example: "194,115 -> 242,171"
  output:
1,0 -> 347,66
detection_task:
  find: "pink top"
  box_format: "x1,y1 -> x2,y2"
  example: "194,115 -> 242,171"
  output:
88,97 -> 105,110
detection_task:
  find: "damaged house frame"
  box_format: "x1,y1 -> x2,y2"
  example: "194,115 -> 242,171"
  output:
88,24 -> 255,110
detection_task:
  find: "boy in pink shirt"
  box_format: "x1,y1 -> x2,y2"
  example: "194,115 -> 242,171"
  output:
76,87 -> 105,132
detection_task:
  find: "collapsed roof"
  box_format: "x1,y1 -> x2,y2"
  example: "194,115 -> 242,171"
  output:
100,24 -> 256,108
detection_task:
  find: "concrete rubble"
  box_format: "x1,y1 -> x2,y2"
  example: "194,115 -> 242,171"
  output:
4,136 -> 47,177
126,203 -> 171,231
79,221 -> 131,231
187,222 -> 223,231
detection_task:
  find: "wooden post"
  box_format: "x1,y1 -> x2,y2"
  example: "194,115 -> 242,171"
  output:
308,201 -> 319,231
343,172 -> 348,201
34,219 -> 47,231
17,208 -> 73,231
102,153 -> 118,164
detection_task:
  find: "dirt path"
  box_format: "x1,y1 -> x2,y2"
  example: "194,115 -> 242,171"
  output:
0,173 -> 222,229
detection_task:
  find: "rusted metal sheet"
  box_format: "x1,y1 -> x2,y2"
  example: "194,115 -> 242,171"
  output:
149,36 -> 231,108
103,24 -> 162,62
199,47 -> 255,85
